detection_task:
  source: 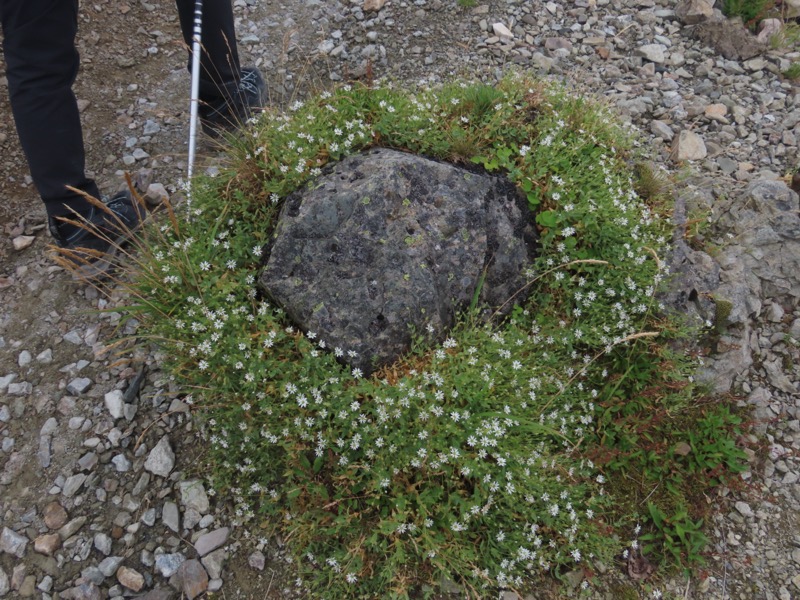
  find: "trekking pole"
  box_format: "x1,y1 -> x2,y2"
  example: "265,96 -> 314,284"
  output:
186,0 -> 203,209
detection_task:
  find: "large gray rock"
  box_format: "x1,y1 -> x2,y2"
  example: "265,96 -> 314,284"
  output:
675,0 -> 714,24
260,148 -> 536,374
691,17 -> 764,61
663,179 -> 800,392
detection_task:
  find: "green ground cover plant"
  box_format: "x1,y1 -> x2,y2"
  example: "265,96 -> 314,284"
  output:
122,74 -> 747,598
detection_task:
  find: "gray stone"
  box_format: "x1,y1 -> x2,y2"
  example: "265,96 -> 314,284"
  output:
531,52 -> 555,73
15,351 -> 30,368
0,527 -> 28,558
78,452 -> 98,471
198,515 -> 215,529
94,533 -> 113,556
178,480 -> 210,514
201,548 -> 226,580
259,148 -> 536,375
7,382 -> 32,396
144,435 -> 175,477
80,566 -> 105,585
111,454 -> 132,472
635,43 -> 666,63
0,375 -> 16,393
248,550 -> 265,571
40,417 -> 57,437
142,508 -> 157,526
59,583 -> 102,600
675,0 -> 714,24
671,130 -> 707,162
37,575 -> 53,593
62,473 -> 87,498
194,527 -> 229,557
170,559 -> 208,600
162,501 -> 180,532
544,37 -> 572,52
650,120 -> 674,141
105,390 -> 125,420
58,516 -> 87,540
735,501 -> 754,518
63,330 -> 83,344
0,566 -> 8,597
155,552 -> 186,577
38,434 -> 52,468
183,508 -> 202,530
66,377 -> 92,395
98,556 -> 125,578
717,157 -> 738,175
757,18 -> 784,44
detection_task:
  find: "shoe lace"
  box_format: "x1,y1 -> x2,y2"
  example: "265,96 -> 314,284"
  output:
239,70 -> 263,96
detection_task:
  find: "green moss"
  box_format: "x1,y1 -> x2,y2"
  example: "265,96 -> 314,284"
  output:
713,298 -> 733,333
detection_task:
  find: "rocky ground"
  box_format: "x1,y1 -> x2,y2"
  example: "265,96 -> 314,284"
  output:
1,0 -> 799,598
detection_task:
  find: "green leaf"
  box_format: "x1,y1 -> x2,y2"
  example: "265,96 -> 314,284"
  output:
313,455 -> 325,474
536,210 -> 558,228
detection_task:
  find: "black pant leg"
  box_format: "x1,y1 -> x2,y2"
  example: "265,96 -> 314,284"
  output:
174,0 -> 242,102
0,0 -> 99,219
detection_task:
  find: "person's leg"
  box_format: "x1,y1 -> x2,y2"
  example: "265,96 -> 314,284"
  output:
174,0 -> 242,102
0,0 -> 99,221
174,0 -> 265,132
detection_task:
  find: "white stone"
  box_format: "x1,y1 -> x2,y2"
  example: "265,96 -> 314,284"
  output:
12,236 -> 35,251
179,480 -> 210,513
111,454 -> 132,472
671,130 -> 707,162
734,501 -> 754,518
36,349 -> 53,364
17,351 -> 31,368
94,533 -> 113,556
144,435 -> 175,477
492,22 -> 513,39
0,527 -> 28,558
105,390 -> 125,420
155,552 -> 186,577
635,43 -> 667,63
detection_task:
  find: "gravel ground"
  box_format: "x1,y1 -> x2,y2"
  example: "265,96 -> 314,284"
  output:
1,0 -> 799,598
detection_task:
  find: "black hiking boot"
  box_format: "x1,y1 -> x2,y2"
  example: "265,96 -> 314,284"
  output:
50,190 -> 146,281
200,67 -> 267,136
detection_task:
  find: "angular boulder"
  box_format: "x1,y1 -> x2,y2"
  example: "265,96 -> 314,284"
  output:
675,0 -> 714,25
259,148 -> 537,374
663,179 -> 800,392
691,17 -> 764,61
